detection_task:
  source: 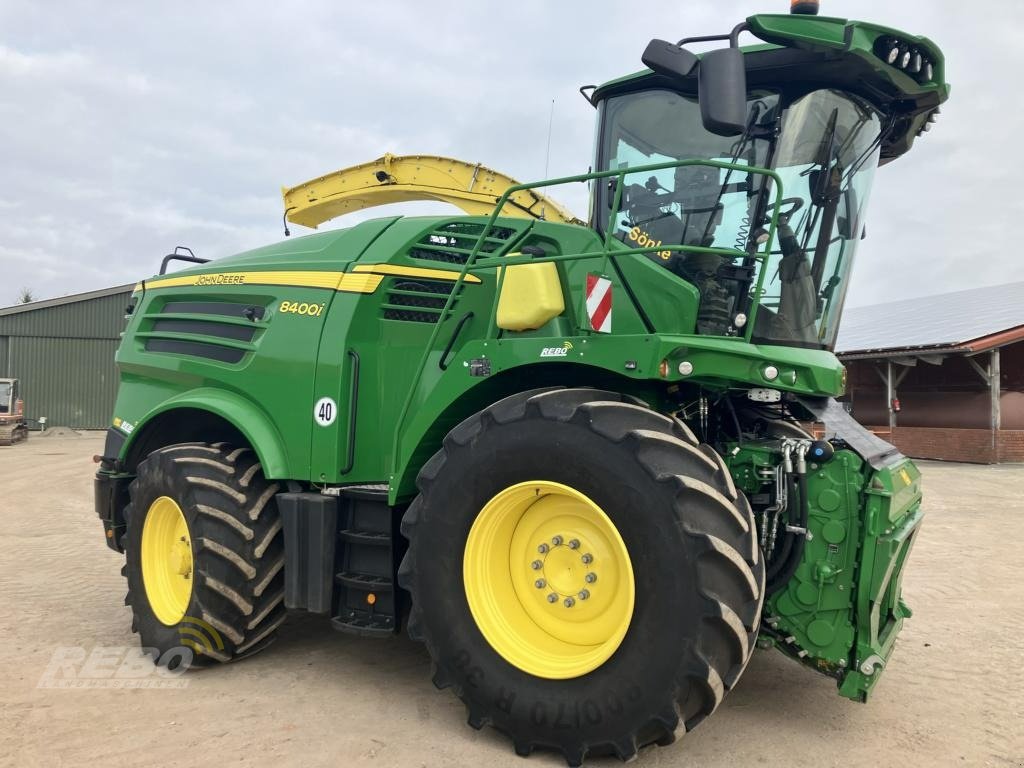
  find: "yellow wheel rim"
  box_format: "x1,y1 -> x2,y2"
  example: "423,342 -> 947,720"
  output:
464,481 -> 635,679
141,496 -> 193,625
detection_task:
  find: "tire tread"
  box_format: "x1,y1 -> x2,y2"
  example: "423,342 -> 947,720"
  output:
398,388 -> 764,764
122,443 -> 287,664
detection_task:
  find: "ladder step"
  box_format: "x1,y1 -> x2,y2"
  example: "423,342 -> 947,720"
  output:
331,612 -> 396,638
335,571 -> 394,591
338,483 -> 389,501
338,528 -> 390,545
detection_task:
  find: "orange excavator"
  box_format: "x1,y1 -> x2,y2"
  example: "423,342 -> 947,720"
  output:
0,378 -> 28,445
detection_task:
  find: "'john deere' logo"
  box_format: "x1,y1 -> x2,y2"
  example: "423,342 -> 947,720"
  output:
540,341 -> 574,358
195,274 -> 245,286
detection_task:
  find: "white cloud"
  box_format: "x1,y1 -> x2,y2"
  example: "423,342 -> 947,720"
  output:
0,0 -> 1019,311
0,44 -> 151,92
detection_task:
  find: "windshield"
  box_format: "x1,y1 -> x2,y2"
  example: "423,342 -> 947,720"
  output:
752,90 -> 881,349
597,89 -> 779,336
596,87 -> 881,349
0,383 -> 10,413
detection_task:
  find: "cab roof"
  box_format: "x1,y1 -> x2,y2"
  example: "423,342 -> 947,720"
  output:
592,13 -> 949,165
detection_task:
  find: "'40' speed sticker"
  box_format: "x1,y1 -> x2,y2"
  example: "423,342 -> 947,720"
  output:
313,397 -> 337,427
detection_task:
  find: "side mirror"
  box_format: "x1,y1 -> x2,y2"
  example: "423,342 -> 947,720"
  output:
698,47 -> 748,136
641,39 -> 699,79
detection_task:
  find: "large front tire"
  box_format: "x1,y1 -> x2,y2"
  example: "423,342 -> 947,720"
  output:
122,443 -> 287,665
399,388 -> 764,765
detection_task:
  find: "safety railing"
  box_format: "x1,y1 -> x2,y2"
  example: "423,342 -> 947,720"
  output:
390,159 -> 785,477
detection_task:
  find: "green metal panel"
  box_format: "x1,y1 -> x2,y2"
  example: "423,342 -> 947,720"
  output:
0,291 -> 132,339
9,336 -> 120,428
0,336 -> 8,376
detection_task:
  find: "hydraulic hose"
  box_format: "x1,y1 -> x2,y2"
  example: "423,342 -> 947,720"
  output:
764,472 -> 796,581
766,447 -> 810,595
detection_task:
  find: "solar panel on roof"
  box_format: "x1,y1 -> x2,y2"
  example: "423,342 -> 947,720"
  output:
836,281 -> 1024,353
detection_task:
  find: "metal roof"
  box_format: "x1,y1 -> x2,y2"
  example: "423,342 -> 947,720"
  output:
836,281 -> 1024,356
0,284 -> 135,342
0,284 -> 134,317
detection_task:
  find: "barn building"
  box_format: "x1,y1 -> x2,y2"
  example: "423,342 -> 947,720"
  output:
836,282 -> 1024,463
0,285 -> 134,429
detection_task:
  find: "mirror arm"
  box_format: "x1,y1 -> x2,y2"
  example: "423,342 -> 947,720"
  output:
729,22 -> 750,48
677,22 -> 750,48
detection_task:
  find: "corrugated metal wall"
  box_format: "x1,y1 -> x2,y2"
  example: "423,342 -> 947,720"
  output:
7,338 -> 121,427
0,289 -> 131,428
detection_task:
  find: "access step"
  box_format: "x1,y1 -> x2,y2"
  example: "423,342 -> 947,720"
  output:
335,571 -> 394,591
329,484 -> 405,637
277,485 -> 406,635
338,528 -> 390,545
330,613 -> 395,637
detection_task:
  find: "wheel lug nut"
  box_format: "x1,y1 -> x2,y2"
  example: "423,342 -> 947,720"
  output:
568,539 -> 580,549
531,560 -> 543,570
537,543 -> 549,554
535,578 -> 546,589
551,535 -> 563,546
547,593 -> 558,603
578,589 -> 590,600
563,597 -> 575,608
581,553 -> 593,564
585,572 -> 597,584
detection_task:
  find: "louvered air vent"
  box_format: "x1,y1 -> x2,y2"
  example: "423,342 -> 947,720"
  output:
141,301 -> 266,364
380,279 -> 457,324
407,221 -> 519,265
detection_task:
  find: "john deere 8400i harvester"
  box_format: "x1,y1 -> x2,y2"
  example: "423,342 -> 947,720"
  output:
95,2 -> 948,762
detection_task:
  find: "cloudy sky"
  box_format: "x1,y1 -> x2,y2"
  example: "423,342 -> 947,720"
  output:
1,0 -> 1019,308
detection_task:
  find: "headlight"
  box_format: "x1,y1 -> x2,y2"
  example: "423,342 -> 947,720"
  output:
875,36 -> 936,84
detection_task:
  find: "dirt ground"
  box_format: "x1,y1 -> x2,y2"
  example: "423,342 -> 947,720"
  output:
0,434 -> 1021,768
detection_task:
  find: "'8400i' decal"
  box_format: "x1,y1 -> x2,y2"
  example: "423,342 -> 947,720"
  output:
279,300 -> 325,317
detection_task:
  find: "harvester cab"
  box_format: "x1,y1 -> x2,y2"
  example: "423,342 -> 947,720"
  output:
95,3 -> 949,764
0,378 -> 28,445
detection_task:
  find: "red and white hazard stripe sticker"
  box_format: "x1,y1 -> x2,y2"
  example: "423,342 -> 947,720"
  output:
585,274 -> 612,333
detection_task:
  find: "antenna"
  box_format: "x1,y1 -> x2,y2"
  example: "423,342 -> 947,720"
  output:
543,98 -> 555,179
541,99 -> 555,220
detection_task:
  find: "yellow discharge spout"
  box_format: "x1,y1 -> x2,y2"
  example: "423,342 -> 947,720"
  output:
282,153 -> 582,230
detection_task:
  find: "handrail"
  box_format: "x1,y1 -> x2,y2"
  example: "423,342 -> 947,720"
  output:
341,349 -> 360,475
439,312 -> 475,371
159,246 -> 209,275
388,158 -> 785,480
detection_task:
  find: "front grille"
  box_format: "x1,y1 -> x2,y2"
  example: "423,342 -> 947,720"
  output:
144,338 -> 246,364
161,301 -> 260,318
139,300 -> 266,364
151,319 -> 256,342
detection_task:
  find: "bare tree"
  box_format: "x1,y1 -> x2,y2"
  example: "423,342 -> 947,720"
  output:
18,287 -> 35,304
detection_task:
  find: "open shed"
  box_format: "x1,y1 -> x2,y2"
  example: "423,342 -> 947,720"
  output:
836,282 -> 1024,463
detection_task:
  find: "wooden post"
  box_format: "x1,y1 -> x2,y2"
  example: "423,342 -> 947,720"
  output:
991,347 -> 1001,453
887,360 -> 896,432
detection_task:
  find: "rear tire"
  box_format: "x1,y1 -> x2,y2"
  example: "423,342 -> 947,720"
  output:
399,388 -> 764,765
122,443 -> 287,665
